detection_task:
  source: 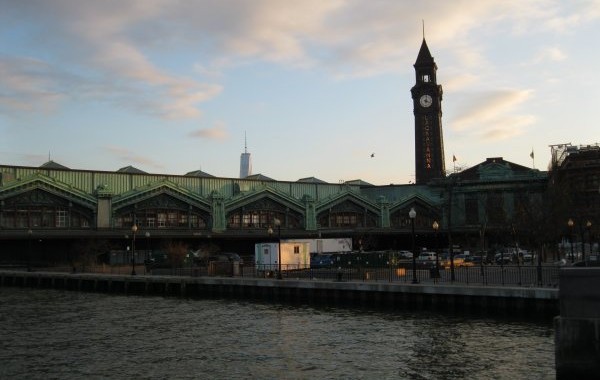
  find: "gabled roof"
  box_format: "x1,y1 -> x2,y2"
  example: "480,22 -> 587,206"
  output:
39,160 -> 70,170
344,179 -> 374,186
297,176 -> 327,184
0,173 -> 96,207
315,189 -> 379,214
112,179 -> 210,209
454,157 -> 534,181
185,169 -> 215,178
225,185 -> 305,214
117,165 -> 147,174
245,173 -> 274,181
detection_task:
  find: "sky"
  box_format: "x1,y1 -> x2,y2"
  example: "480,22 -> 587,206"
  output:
1,1 -> 599,185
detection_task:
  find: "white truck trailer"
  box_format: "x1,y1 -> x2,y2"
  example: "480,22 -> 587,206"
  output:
255,241 -> 311,271
291,238 -> 353,255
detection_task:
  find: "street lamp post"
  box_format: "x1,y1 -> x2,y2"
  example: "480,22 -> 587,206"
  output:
274,218 -> 282,279
568,218 -> 574,263
145,232 -> 151,266
432,220 -> 439,282
409,207 -> 418,284
586,221 -> 592,263
27,229 -> 32,272
131,224 -> 138,275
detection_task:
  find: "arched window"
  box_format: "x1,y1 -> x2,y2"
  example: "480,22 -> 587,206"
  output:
1,205 -> 91,228
113,193 -> 210,229
0,190 -> 92,229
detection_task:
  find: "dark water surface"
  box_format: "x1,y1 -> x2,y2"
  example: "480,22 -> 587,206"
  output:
0,288 -> 555,379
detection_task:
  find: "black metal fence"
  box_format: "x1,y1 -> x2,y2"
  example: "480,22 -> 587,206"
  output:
252,263 -> 560,288
43,262 -> 560,288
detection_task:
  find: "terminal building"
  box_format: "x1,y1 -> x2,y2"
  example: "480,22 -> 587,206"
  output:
0,38 -> 598,264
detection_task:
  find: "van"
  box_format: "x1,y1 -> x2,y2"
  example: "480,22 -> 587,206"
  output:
416,252 -> 437,267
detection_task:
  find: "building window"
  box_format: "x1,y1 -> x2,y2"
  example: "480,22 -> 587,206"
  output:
227,210 -> 300,229
486,192 -> 506,225
56,210 -> 67,227
115,209 -> 206,229
294,246 -> 300,254
465,195 -> 479,225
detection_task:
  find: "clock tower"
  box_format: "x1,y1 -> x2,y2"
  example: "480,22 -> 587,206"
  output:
410,38 -> 446,184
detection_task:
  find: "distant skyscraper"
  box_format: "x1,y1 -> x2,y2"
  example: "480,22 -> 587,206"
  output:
240,133 -> 252,178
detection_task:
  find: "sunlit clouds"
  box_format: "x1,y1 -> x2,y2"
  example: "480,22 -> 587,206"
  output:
1,1 -> 600,183
448,89 -> 535,140
188,122 -> 230,141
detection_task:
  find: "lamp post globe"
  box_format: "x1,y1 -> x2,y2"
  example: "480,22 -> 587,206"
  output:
131,224 -> 138,275
409,207 -> 418,284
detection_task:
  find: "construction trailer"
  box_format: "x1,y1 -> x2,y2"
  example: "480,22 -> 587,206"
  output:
254,241 -> 311,271
292,238 -> 353,255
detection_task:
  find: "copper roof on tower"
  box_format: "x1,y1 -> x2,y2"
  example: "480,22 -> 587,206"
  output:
414,39 -> 435,66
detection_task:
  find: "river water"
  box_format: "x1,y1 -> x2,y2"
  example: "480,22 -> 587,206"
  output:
0,287 -> 555,379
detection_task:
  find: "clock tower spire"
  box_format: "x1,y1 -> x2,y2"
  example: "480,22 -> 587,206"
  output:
410,38 -> 446,184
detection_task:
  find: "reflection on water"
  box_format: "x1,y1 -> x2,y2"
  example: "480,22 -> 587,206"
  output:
0,288 -> 555,379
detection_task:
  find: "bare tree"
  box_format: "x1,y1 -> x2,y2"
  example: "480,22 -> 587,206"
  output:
165,241 -> 189,267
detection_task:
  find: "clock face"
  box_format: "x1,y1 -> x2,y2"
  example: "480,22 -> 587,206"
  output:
420,94 -> 432,108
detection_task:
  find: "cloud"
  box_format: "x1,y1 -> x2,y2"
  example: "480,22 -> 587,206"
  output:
188,121 -> 229,141
448,89 -> 535,141
478,114 -> 536,140
524,46 -> 567,66
3,0 -> 600,119
104,145 -> 165,170
0,57 -> 66,114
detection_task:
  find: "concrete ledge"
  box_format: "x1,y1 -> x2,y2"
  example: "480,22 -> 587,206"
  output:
0,270 -> 558,318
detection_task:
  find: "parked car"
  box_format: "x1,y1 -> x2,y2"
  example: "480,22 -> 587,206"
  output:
311,254 -> 334,268
573,255 -> 600,267
441,253 -> 470,268
494,252 -> 513,264
465,255 -> 483,265
398,250 -> 413,259
521,252 -> 533,263
416,252 -> 437,268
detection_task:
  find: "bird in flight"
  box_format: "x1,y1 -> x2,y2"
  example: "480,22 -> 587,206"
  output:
370,153 -> 375,158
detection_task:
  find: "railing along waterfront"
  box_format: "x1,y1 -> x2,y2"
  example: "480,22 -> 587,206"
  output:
43,262 -> 560,288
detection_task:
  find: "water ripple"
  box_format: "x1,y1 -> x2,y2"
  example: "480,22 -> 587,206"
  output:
0,288 -> 554,380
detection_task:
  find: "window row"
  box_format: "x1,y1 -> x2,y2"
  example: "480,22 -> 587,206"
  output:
227,210 -> 300,229
114,209 -> 207,229
0,207 -> 91,228
319,212 -> 377,228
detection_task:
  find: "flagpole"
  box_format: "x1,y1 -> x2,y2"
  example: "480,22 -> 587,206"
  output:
452,154 -> 457,173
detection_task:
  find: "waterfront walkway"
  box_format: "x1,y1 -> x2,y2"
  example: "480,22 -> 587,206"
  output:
0,268 -> 559,318
47,262 -> 560,288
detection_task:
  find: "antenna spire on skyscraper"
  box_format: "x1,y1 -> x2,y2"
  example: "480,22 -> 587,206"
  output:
240,132 -> 252,178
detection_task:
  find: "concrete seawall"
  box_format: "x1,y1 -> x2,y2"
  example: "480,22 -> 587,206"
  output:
0,270 -> 558,318
555,268 -> 600,379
